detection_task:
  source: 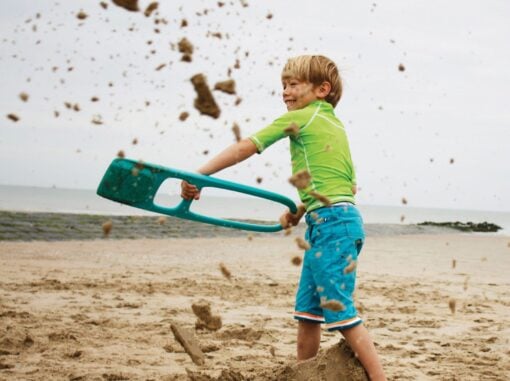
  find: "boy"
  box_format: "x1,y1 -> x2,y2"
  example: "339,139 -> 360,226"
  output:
181,55 -> 386,380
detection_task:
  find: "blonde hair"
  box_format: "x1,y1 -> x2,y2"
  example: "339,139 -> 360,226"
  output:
282,55 -> 342,107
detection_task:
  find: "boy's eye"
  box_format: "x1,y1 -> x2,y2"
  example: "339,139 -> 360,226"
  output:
283,80 -> 299,89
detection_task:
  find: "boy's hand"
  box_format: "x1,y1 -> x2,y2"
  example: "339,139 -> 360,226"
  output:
279,204 -> 306,229
181,180 -> 201,201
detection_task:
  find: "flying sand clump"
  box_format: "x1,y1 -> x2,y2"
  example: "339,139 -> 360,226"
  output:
295,237 -> 310,251
7,114 -> 20,122
190,74 -> 221,119
288,170 -> 311,190
19,92 -> 29,102
308,191 -> 332,206
231,122 -> 241,142
178,111 -> 189,121
448,298 -> 456,314
76,10 -> 88,20
112,0 -> 139,12
219,262 -> 232,280
178,37 -> 193,62
144,2 -> 159,17
291,256 -> 302,266
214,79 -> 236,95
102,220 -> 113,237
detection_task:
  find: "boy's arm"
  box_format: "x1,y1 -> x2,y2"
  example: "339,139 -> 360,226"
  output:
181,138 -> 258,200
197,138 -> 258,175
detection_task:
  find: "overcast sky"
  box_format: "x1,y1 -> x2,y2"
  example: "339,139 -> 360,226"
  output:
1,0 -> 509,212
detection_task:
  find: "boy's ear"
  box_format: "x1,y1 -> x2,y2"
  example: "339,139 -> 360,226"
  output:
317,81 -> 331,97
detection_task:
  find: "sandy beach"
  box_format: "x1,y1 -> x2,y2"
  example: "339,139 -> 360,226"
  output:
1,232 -> 509,380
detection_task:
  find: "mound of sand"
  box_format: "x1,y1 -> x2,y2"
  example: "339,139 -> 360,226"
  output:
185,340 -> 368,381
266,340 -> 368,381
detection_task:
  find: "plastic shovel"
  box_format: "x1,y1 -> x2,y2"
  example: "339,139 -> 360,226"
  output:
96,158 -> 297,232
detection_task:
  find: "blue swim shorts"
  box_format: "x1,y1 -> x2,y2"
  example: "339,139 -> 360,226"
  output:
294,203 -> 365,331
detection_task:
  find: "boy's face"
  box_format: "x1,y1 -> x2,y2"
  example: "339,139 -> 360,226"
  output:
282,78 -> 318,111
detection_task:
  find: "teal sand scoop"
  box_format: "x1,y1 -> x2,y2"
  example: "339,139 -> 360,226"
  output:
97,158 -> 297,232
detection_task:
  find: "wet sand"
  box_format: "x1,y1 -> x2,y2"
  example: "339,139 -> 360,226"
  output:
0,233 -> 509,380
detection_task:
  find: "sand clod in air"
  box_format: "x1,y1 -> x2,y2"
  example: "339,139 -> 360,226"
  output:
155,63 -> 166,71
214,79 -> 236,94
144,2 -> 158,17
102,220 -> 113,237
7,114 -> 20,122
295,237 -> 310,251
291,256 -> 302,266
308,191 -> 331,206
219,262 -> 232,280
178,38 -> 193,54
178,37 -> 193,62
231,122 -> 241,142
288,170 -> 311,190
91,115 -> 103,125
76,10 -> 88,20
448,298 -> 456,314
463,276 -> 470,291
398,63 -> 405,71
179,111 -> 189,121
19,92 -> 29,102
190,74 -> 221,119
112,0 -> 139,12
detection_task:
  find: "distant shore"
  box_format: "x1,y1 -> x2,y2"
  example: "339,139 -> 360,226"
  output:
0,210 -> 493,242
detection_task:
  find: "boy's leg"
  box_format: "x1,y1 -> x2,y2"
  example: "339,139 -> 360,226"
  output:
297,320 -> 321,361
340,323 -> 386,381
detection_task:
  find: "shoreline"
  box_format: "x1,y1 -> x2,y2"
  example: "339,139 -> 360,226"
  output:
1,210 -> 502,242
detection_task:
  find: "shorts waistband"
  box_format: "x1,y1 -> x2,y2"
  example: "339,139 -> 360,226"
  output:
330,201 -> 354,207
308,201 -> 354,213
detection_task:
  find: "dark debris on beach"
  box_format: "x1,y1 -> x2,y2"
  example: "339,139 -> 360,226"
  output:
0,212 -> 489,242
0,211 -> 264,241
418,221 -> 502,233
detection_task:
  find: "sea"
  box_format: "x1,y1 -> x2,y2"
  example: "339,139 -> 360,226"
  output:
1,184 -> 509,235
